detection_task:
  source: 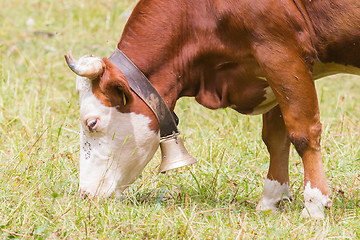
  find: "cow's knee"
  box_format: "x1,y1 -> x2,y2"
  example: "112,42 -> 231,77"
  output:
288,121 -> 322,156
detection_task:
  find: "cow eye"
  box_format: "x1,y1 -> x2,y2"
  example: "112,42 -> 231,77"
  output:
87,118 -> 98,131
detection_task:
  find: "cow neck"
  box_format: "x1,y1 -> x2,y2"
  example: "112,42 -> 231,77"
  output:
108,48 -> 179,139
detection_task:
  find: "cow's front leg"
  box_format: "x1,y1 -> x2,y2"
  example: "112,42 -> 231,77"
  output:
257,105 -> 292,212
255,45 -> 331,218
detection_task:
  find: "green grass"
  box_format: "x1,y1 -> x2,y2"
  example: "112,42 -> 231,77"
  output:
0,0 -> 359,239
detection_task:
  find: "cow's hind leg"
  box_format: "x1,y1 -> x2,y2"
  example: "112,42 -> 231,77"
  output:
257,105 -> 292,212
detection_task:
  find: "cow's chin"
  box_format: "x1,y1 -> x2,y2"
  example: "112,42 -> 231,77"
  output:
77,114 -> 160,199
78,153 -> 156,199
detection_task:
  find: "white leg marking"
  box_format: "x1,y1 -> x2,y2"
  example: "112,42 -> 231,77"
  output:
257,178 -> 291,212
301,182 -> 331,219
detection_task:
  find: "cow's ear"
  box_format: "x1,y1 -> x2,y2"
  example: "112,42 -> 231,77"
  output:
99,58 -> 133,107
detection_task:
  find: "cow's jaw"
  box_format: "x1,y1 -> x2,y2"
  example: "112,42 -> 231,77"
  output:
77,76 -> 160,198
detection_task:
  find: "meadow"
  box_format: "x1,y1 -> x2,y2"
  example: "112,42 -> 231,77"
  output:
0,0 -> 359,239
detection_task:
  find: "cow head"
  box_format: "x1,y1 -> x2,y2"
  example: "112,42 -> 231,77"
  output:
65,52 -> 160,198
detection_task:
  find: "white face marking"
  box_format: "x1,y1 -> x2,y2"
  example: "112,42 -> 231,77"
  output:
301,182 -> 331,219
256,178 -> 291,212
77,76 -> 160,198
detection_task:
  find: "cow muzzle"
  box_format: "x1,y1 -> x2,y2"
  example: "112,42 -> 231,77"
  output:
158,133 -> 196,173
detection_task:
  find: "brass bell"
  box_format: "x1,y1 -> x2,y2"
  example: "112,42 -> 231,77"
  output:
158,134 -> 197,173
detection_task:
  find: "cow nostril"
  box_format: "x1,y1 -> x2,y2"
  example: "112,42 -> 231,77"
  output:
78,190 -> 99,202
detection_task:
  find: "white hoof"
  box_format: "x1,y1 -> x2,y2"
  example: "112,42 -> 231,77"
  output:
301,182 -> 331,219
257,178 -> 291,212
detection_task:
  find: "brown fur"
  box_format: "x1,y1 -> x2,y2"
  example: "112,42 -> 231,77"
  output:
92,58 -> 159,132
93,0 -> 360,197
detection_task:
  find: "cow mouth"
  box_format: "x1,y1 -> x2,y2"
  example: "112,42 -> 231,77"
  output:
78,189 -> 101,201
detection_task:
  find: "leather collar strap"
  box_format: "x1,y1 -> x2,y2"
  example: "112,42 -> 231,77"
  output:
108,48 -> 179,139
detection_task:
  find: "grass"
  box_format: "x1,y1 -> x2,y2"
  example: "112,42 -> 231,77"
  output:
0,0 -> 359,239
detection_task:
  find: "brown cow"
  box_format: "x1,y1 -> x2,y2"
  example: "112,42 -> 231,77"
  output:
65,0 -> 360,218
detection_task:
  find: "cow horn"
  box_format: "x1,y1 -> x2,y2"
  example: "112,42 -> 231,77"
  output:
65,50 -> 105,79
